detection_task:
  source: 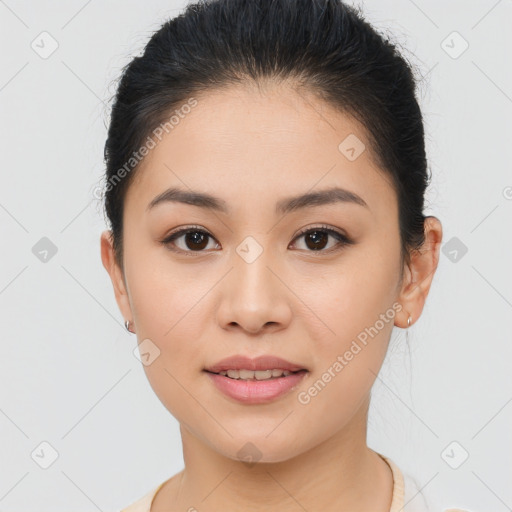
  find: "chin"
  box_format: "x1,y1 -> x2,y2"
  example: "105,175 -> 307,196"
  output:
211,436 -> 307,466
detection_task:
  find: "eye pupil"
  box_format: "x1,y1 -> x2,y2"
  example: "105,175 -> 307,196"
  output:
186,231 -> 208,250
306,230 -> 328,250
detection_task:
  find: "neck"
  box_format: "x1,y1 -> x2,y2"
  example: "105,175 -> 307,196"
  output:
151,398 -> 394,512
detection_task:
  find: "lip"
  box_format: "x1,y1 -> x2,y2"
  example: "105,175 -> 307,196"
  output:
204,354 -> 307,373
203,354 -> 309,404
205,369 -> 309,404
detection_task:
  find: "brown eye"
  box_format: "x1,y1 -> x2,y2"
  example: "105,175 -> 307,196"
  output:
181,231 -> 210,250
304,230 -> 329,250
161,224 -> 353,256
290,225 -> 353,253
162,227 -> 219,254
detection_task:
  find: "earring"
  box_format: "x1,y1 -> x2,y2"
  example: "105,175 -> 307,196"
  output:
405,314 -> 412,344
124,320 -> 134,334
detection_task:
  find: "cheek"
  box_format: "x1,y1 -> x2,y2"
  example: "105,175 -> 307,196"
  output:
301,238 -> 401,379
294,264 -> 398,433
125,259 -> 211,419
124,248 -> 212,362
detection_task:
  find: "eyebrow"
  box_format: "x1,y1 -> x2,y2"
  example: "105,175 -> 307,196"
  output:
146,186 -> 368,214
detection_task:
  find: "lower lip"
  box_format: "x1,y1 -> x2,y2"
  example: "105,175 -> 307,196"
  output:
204,370 -> 308,404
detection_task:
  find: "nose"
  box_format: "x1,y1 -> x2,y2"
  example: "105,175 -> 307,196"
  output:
215,250 -> 292,335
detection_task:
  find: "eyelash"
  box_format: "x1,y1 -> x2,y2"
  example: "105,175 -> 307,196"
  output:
161,224 -> 354,256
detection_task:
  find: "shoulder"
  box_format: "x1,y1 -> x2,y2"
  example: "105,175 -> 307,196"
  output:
378,452 -> 474,512
403,469 -> 476,512
118,481 -> 166,512
403,470 -> 474,512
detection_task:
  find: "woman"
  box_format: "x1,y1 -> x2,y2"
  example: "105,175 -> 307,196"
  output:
99,0 -> 466,510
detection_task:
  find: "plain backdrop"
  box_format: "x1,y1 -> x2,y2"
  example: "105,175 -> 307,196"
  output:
0,0 -> 511,511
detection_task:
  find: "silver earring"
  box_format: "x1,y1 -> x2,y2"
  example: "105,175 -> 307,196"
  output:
124,320 -> 134,333
405,314 -> 412,344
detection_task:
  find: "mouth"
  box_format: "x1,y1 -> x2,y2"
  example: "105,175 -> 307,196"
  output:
204,368 -> 309,404
204,368 -> 308,380
203,355 -> 309,403
204,354 -> 308,375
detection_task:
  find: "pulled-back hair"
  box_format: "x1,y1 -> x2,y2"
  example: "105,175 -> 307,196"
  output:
102,0 -> 430,273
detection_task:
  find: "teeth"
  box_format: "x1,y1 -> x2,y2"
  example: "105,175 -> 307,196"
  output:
218,369 -> 294,380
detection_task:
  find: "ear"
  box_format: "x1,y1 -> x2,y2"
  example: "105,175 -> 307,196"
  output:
100,230 -> 133,326
395,216 -> 443,328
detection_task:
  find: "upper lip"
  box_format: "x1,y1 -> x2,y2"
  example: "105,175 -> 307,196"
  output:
204,355 -> 308,373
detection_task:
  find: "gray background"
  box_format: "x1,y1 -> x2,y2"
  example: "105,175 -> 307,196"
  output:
0,0 -> 511,510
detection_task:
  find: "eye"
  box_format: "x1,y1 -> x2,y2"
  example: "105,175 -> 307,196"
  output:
290,224 -> 354,253
161,224 -> 354,255
161,225 -> 219,255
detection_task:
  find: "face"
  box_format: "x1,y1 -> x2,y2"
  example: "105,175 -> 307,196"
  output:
102,81 -> 423,464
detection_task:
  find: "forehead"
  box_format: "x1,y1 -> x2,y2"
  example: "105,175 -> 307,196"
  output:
124,82 -> 396,218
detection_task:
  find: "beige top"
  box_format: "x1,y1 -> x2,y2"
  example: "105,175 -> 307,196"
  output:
118,453 -> 471,512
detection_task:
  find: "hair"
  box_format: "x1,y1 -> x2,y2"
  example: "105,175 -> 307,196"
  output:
102,0 -> 431,276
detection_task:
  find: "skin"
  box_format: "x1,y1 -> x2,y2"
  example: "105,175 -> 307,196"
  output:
101,80 -> 442,511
